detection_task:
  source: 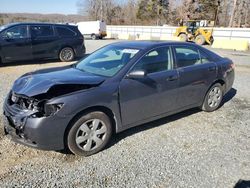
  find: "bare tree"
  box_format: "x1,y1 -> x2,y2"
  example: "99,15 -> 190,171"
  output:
77,0 -> 114,22
229,0 -> 238,27
244,2 -> 249,26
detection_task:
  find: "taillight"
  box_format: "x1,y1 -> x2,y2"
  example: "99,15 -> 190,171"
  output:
230,63 -> 235,69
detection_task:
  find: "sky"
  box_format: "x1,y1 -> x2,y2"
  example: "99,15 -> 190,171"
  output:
0,0 -> 79,15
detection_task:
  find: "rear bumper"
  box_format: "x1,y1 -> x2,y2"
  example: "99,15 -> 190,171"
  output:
3,98 -> 70,151
74,44 -> 86,58
224,68 -> 235,94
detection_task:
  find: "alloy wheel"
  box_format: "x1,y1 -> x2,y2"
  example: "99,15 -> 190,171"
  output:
207,86 -> 222,108
75,119 -> 107,151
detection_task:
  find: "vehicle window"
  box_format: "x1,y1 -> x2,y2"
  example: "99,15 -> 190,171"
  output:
75,45 -> 140,77
56,27 -> 76,37
147,51 -> 158,57
199,50 -> 211,64
133,47 -> 172,74
0,25 -> 8,32
174,46 -> 201,68
2,25 -> 28,39
30,25 -> 54,37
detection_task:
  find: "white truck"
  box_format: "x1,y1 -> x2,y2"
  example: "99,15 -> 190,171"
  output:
77,21 -> 107,40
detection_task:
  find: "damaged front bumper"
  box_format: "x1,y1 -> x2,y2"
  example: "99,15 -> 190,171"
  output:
3,94 -> 69,151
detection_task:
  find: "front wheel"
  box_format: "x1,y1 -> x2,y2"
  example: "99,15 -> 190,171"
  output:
179,33 -> 188,42
195,35 -> 206,45
59,47 -> 75,62
67,111 -> 112,156
202,83 -> 223,112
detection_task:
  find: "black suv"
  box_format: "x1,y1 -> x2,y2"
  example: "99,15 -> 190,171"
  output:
0,23 -> 86,63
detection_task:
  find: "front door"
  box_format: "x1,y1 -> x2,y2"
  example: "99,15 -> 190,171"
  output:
119,46 -> 180,126
0,25 -> 32,61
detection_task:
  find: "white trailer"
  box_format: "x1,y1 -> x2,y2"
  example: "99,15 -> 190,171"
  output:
77,21 -> 107,40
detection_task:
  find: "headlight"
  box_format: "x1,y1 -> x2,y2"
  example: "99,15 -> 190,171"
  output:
44,103 -> 64,116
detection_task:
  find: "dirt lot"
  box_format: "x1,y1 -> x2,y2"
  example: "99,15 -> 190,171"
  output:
0,40 -> 249,187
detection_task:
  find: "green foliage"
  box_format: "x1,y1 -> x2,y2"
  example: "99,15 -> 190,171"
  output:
137,0 -> 169,25
197,0 -> 219,20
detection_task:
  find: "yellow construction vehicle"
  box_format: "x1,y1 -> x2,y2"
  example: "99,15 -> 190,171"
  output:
174,20 -> 214,45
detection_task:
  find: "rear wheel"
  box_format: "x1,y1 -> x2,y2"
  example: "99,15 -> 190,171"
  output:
91,34 -> 97,40
202,83 -> 223,112
59,47 -> 75,62
195,35 -> 206,45
179,33 -> 188,42
67,111 -> 112,156
209,36 -> 214,45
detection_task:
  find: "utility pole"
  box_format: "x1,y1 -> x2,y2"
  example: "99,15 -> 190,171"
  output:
100,0 -> 103,21
229,0 -> 238,27
214,1 -> 220,27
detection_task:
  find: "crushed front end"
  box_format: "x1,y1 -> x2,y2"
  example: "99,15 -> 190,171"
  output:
3,91 -> 68,150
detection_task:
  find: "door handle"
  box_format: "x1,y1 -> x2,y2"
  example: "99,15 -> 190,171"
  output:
208,66 -> 217,71
166,75 -> 178,81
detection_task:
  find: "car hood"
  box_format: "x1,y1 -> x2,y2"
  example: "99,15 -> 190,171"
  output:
12,66 -> 106,98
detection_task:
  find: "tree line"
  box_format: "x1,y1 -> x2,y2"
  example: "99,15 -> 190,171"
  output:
0,0 -> 249,27
0,13 -> 87,25
78,0 -> 250,27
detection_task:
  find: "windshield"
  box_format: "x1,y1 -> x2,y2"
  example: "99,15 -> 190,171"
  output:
0,25 -> 8,32
76,45 -> 140,77
0,23 -> 17,32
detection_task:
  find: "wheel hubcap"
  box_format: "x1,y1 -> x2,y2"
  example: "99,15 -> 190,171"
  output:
61,49 -> 73,61
75,119 -> 107,151
208,86 -> 222,108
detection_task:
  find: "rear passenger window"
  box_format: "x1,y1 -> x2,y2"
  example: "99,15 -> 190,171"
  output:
200,50 -> 211,63
30,25 -> 54,37
56,27 -> 76,37
133,47 -> 172,74
174,46 -> 201,68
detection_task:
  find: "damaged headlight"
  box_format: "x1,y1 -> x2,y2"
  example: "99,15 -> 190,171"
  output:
44,103 -> 64,116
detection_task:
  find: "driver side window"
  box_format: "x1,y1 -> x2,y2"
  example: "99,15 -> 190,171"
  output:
133,46 -> 172,74
3,25 -> 28,39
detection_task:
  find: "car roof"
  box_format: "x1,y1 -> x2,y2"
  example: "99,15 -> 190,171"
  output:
3,22 -> 75,27
111,40 -> 200,50
111,41 -> 223,60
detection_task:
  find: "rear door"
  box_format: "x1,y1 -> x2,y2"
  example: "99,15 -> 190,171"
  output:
30,25 -> 59,59
0,25 -> 32,61
173,45 -> 217,107
119,46 -> 180,126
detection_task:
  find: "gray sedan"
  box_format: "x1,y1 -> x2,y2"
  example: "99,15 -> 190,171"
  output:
3,41 -> 235,156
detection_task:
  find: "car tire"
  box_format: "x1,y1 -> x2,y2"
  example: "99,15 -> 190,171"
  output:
209,36 -> 214,45
91,34 -> 97,40
202,83 -> 223,112
195,35 -> 206,45
59,47 -> 75,62
179,33 -> 188,42
67,111 -> 112,156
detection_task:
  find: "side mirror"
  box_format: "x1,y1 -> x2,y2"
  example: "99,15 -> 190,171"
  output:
2,34 -> 9,40
126,70 -> 147,79
2,33 -> 12,40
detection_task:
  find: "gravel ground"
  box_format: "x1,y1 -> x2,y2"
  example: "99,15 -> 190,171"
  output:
0,40 -> 249,187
